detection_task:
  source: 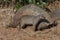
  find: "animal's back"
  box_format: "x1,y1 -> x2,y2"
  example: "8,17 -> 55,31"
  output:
13,4 -> 51,20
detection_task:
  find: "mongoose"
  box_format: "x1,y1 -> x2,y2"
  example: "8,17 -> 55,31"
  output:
7,4 -> 56,31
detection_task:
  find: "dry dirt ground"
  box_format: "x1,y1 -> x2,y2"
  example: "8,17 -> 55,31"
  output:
0,8 -> 60,40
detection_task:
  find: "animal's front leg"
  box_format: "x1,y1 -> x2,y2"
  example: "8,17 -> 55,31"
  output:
33,20 -> 39,31
34,24 -> 38,31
